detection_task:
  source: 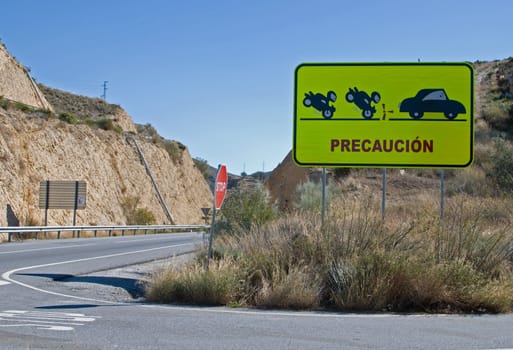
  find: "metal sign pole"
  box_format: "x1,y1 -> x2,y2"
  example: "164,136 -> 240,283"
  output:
207,164 -> 226,268
321,168 -> 327,225
382,168 -> 387,222
44,180 -> 49,226
73,181 -> 78,227
207,206 -> 217,266
440,169 -> 445,220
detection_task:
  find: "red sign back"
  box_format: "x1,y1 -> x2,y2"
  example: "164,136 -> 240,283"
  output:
215,165 -> 227,210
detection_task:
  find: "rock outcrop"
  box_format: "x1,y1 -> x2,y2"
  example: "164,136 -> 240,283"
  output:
0,43 -> 52,111
0,44 -> 212,232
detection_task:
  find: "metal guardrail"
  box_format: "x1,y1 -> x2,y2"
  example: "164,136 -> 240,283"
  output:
0,224 -> 209,242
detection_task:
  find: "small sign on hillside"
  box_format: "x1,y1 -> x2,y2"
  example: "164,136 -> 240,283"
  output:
39,180 -> 87,209
39,180 -> 87,226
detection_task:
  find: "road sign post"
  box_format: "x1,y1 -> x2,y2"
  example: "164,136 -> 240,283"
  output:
201,207 -> 211,225
294,62 -> 474,168
294,62 -> 473,222
207,164 -> 228,263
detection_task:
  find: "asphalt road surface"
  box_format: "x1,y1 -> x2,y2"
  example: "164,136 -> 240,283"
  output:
1,233 -> 513,350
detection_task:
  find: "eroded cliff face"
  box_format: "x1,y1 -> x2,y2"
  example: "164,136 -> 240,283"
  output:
0,43 -> 212,232
0,43 -> 211,235
0,107 -> 212,228
0,44 -> 52,111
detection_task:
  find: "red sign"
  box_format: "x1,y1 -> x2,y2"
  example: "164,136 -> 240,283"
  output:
215,164 -> 228,210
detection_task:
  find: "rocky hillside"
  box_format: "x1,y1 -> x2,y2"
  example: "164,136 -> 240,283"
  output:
0,43 -> 52,111
0,45 -> 212,230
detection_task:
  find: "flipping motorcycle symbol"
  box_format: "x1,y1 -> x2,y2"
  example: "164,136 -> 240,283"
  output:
345,87 -> 381,119
303,91 -> 337,119
302,87 -> 466,121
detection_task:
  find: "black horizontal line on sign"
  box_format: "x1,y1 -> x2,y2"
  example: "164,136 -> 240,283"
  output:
299,118 -> 380,121
387,118 -> 467,122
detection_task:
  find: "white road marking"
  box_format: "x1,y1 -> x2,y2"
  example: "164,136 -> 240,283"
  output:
140,304 -> 402,318
0,244 -> 94,255
0,281 -> 10,286
141,304 -> 464,320
0,310 -> 98,331
114,233 -> 201,243
1,242 -> 194,304
0,239 -> 465,321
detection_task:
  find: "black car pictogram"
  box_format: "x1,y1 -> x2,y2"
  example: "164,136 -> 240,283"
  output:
303,91 -> 337,119
345,87 -> 381,119
399,89 -> 466,120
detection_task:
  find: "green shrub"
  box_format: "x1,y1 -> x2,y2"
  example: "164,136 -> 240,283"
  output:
135,123 -> 185,163
217,184 -> 276,233
83,118 -> 122,132
95,118 -> 113,130
95,118 -> 122,133
0,96 -> 9,110
135,123 -> 159,141
490,138 -> 513,191
58,112 -> 78,124
193,157 -> 210,180
163,140 -> 184,163
13,101 -> 33,112
0,99 -> 34,112
294,179 -> 340,212
121,196 -> 156,225
133,208 -> 156,225
482,101 -> 513,131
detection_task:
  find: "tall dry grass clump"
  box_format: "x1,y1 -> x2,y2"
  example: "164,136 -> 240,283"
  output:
145,258 -> 239,306
147,190 -> 513,313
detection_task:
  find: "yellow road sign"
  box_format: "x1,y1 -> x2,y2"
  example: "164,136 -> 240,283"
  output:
293,62 -> 474,168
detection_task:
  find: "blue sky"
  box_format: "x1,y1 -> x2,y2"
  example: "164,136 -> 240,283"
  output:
1,0 -> 512,175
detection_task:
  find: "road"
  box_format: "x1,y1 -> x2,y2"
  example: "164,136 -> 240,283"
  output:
1,233 -> 513,350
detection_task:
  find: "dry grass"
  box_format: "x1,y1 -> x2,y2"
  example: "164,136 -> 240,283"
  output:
146,259 -> 239,306
147,190 -> 513,313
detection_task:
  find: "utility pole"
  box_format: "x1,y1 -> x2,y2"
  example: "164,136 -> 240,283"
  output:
101,81 -> 108,100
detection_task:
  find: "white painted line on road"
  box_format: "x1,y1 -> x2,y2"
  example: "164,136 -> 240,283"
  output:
0,310 -> 98,331
0,244 -> 94,255
141,304 -> 402,319
0,281 -> 10,286
1,242 -> 194,304
3,240 -> 493,322
114,233 -> 202,244
140,304 -> 461,320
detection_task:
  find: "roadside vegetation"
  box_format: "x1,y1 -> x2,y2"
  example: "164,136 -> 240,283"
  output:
121,196 -> 157,225
193,157 -> 210,180
146,173 -> 513,313
146,58 -> 513,312
136,123 -> 186,163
